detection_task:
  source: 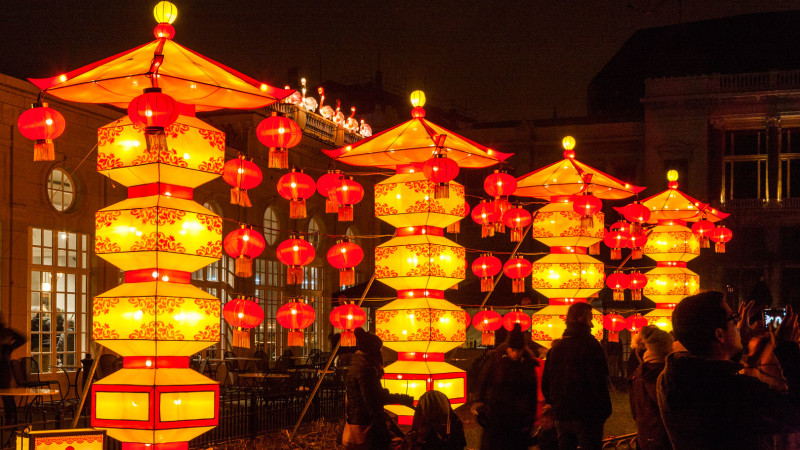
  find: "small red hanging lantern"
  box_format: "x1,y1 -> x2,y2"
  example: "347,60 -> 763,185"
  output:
502,309 -> 531,331
604,222 -> 631,260
276,237 -> 316,284
327,240 -> 364,287
572,193 -> 603,228
223,225 -> 267,277
626,314 -> 648,335
492,198 -> 511,233
472,309 -> 503,346
606,271 -> 630,301
472,253 -> 502,292
277,169 -> 316,219
484,170 -> 517,198
709,225 -> 733,253
629,271 -> 648,301
127,87 -> 180,154
603,313 -> 627,342
329,303 -> 367,347
222,297 -> 264,348
423,153 -> 460,199
622,202 -> 651,234
691,219 -> 716,248
256,112 -> 302,169
446,200 -> 470,234
334,177 -> 364,222
222,156 -> 262,207
502,206 -> 532,242
277,300 -> 316,346
471,200 -> 501,238
17,103 -> 66,161
317,170 -> 344,214
628,229 -> 648,260
503,257 -> 532,293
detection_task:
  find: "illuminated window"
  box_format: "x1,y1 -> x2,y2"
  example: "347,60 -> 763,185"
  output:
47,168 -> 75,212
263,207 -> 280,246
254,259 -> 283,358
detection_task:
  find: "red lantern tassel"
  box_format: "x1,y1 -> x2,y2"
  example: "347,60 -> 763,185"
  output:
510,228 -> 523,242
611,248 -> 622,260
631,247 -> 643,260
235,256 -> 253,277
144,127 -> 167,155
230,187 -> 252,207
494,222 -> 505,233
613,289 -> 624,301
290,198 -> 307,219
608,331 -> 619,342
268,147 -> 288,169
33,139 -> 55,161
588,242 -> 601,255
481,277 -> 492,292
512,278 -> 524,293
288,330 -> 304,346
481,224 -> 494,238
715,242 -> 726,253
339,268 -> 354,287
580,215 -> 593,229
632,289 -> 642,301
338,205 -> 353,222
326,195 -> 338,214
340,331 -> 356,347
287,266 -> 304,285
700,236 -> 710,248
233,329 -> 251,349
434,183 -> 450,199
481,331 -> 495,346
630,222 -> 641,234
446,221 -> 460,234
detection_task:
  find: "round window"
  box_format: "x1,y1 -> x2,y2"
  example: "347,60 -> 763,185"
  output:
47,168 -> 75,212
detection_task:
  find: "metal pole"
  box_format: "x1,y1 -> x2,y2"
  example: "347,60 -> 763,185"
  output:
70,346 -> 103,429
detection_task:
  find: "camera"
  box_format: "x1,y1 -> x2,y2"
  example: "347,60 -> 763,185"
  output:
763,307 -> 787,329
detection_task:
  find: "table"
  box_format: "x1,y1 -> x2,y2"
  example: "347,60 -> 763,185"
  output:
55,365 -> 82,400
0,389 -> 61,422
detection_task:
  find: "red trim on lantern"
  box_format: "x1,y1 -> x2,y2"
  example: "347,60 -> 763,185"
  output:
397,289 -> 445,299
396,163 -> 425,174
154,384 -> 220,428
124,269 -> 191,284
548,298 -> 588,306
656,261 -> 687,268
123,356 -> 190,369
657,219 -> 687,226
122,443 -> 188,450
128,183 -> 193,200
397,352 -> 446,362
656,303 -> 678,309
550,246 -> 588,255
396,226 -> 443,237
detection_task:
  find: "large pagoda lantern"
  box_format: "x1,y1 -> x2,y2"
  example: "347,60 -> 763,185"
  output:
324,90 -> 511,424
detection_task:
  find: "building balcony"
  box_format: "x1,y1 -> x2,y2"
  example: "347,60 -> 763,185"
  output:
268,103 -> 363,147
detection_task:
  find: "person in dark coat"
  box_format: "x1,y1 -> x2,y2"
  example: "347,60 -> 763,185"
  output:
474,324 -> 539,450
658,291 -> 800,449
628,325 -> 673,450
344,328 -> 412,450
541,302 -> 611,450
404,389 -> 466,450
0,321 -> 25,424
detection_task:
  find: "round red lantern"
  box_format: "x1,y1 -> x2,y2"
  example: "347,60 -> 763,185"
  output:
277,300 -> 316,347
628,229 -> 648,260
18,103 -> 66,161
471,200 -> 502,238
423,154 -> 460,199
223,298 -> 264,348
333,177 -> 364,222
317,170 -> 344,214
329,303 -> 367,347
606,272 -> 630,301
222,156 -> 262,207
572,194 -> 603,228
127,87 -> 179,154
626,314 -> 649,334
502,309 -> 531,332
691,219 -> 716,248
276,237 -> 316,284
223,225 -> 266,277
628,271 -> 648,301
503,257 -> 532,293
484,170 -> 517,199
622,202 -> 651,233
327,240 -> 364,287
709,225 -> 733,253
502,206 -> 532,242
154,23 -> 175,39
472,253 -> 502,292
277,169 -> 316,219
603,313 -> 627,342
256,113 -> 302,169
411,106 -> 426,118
604,222 -> 631,260
472,309 -> 503,346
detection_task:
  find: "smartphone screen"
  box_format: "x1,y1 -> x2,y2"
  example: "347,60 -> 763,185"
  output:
763,307 -> 787,329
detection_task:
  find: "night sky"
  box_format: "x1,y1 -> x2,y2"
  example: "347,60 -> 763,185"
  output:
3,0 -> 798,121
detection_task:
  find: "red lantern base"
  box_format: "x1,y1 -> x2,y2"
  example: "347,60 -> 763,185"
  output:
631,289 -> 642,301
230,187 -> 252,207
446,221 -> 460,234
288,331 -> 304,346
481,277 -> 493,292
481,331 -> 495,346
269,147 -> 288,169
33,139 -> 55,161
613,289 -> 625,301
122,443 -> 188,450
494,222 -> 505,233
512,278 -> 525,293
144,127 -> 168,155
339,268 -> 355,287
611,248 -> 622,260
340,330 -> 356,347
233,329 -> 251,349
608,331 -> 619,342
700,236 -> 710,248
715,242 -> 726,253
631,248 -> 643,260
338,205 -> 354,222
434,183 -> 450,199
481,224 -> 495,238
287,266 -> 304,285
510,228 -> 523,242
290,199 -> 307,219
235,256 -> 253,278
326,196 -> 338,214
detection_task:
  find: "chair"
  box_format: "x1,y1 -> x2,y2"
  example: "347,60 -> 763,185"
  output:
275,354 -> 294,373
198,357 -> 210,378
305,349 -> 322,368
253,351 -> 269,373
224,351 -> 242,373
316,352 -> 332,370
10,359 -> 52,389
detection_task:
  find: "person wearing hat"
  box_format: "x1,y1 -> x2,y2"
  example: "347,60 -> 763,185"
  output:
474,323 -> 539,449
343,327 -> 413,449
629,325 -> 674,450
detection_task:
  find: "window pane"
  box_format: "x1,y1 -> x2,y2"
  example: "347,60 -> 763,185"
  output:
263,207 -> 279,246
732,161 -> 759,199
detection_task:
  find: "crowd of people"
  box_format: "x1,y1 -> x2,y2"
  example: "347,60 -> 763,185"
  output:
340,291 -> 800,449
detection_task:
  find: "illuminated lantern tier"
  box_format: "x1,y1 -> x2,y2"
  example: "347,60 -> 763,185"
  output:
502,309 -> 531,331
222,298 -> 264,348
374,227 -> 465,291
329,303 -> 367,347
529,248 -> 606,300
97,114 -> 224,188
376,290 -> 469,353
530,302 -> 603,347
529,197 -> 604,248
645,305 -> 675,332
277,169 -> 316,219
276,301 -> 316,347
375,166 -> 465,228
642,220 -> 700,262
17,103 -> 66,161
643,263 -> 699,305
472,309 -> 503,346
222,156 -> 262,207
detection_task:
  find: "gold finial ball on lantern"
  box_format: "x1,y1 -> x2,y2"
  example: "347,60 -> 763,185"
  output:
562,135 -> 576,151
667,170 -> 679,181
154,1 -> 178,24
410,90 -> 426,107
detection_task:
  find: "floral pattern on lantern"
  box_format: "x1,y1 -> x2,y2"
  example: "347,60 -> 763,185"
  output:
644,265 -> 699,304
374,169 -> 465,229
471,253 -> 502,292
642,221 -> 700,262
222,156 -> 262,207
530,305 -> 603,347
503,257 -> 532,293
529,197 -> 604,248
277,300 -> 316,346
256,113 -> 302,169
330,303 -> 367,347
327,240 -> 364,287
276,237 -> 315,285
17,103 -> 66,161
223,226 -> 266,278
223,297 -> 264,348
529,251 -> 606,299
376,230 -> 465,291
376,293 -> 469,353
472,309 -> 503,346
277,169 -> 315,219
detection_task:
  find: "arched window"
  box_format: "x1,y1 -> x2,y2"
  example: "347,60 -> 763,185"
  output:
47,167 -> 75,212
263,206 -> 280,246
307,217 -> 322,249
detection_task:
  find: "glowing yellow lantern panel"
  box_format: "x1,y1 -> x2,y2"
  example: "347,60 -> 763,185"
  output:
376,293 -> 469,353
374,230 -> 465,291
643,264 -> 700,304
642,222 -> 700,262
382,358 -> 466,407
530,250 -> 605,299
530,304 -> 603,347
375,171 -> 465,229
645,308 -> 674,332
98,115 -> 224,188
95,196 -> 221,273
529,198 -> 604,248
